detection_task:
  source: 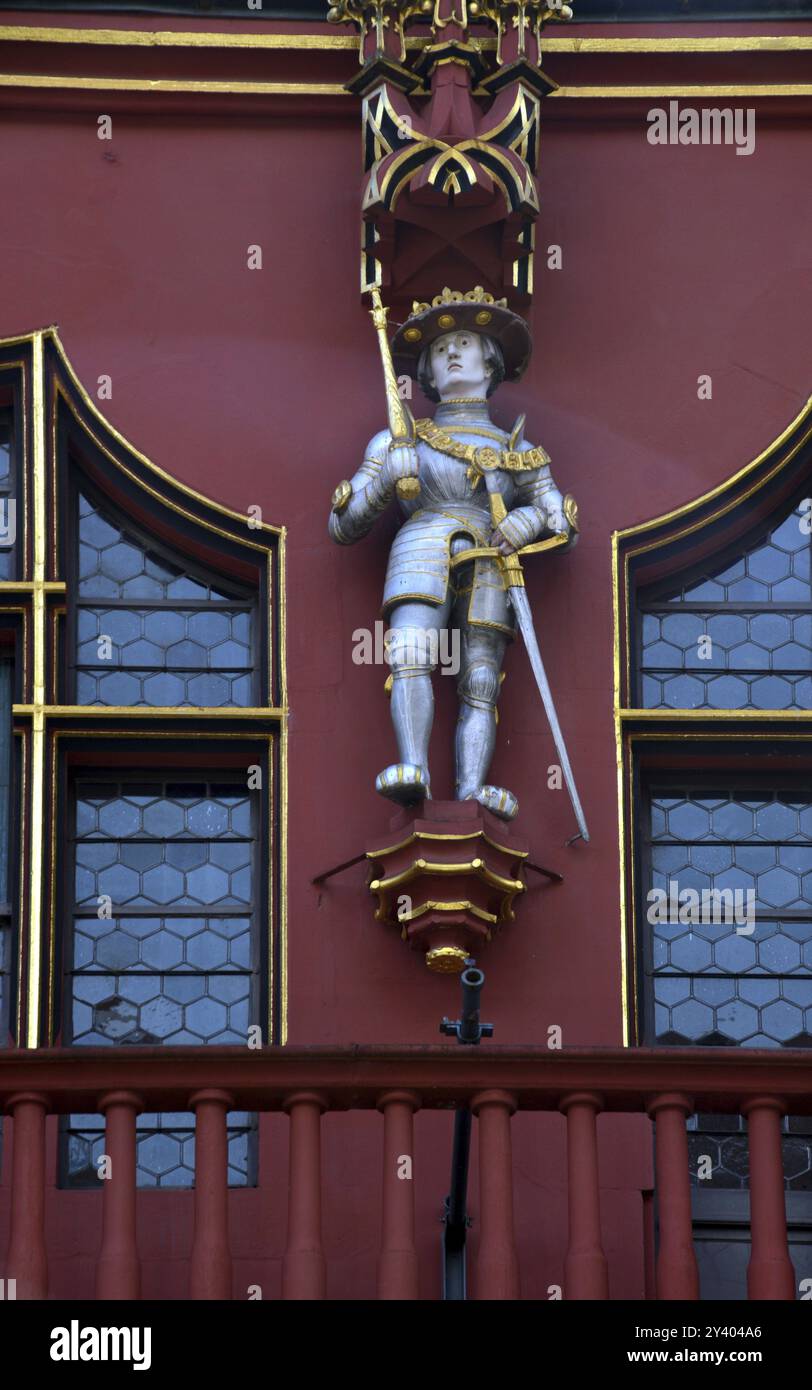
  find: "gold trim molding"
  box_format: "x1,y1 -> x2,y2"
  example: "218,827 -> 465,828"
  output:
0,74 -> 350,97
0,74 -> 809,101
2,27 -> 811,56
545,36 -> 812,54
0,25 -> 360,50
13,704 -> 286,720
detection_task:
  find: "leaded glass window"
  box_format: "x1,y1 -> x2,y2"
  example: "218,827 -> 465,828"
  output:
644,775 -> 812,1295
0,660 -> 12,1046
69,777 -> 255,1046
0,408 -> 17,581
62,1111 -> 257,1191
63,775 -> 259,1188
638,502 -> 812,710
687,1114 -> 812,1192
74,488 -> 256,707
647,782 -> 812,1047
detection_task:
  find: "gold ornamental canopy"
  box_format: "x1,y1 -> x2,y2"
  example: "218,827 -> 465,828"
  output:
327,0 -> 574,65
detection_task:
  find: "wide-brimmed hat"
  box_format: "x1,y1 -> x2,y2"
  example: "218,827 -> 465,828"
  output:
391,287 -> 532,382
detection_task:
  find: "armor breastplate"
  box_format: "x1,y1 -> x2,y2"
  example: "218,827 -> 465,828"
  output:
383,416 -> 518,635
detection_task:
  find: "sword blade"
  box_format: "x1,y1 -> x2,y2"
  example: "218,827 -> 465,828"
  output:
508,584 -> 590,844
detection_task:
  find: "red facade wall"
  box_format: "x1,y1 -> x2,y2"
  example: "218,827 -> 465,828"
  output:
0,13 -> 810,1297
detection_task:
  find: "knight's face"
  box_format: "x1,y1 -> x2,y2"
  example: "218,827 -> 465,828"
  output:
429,330 -> 491,400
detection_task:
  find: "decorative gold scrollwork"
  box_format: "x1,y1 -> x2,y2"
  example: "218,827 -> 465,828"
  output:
327,0 -> 574,65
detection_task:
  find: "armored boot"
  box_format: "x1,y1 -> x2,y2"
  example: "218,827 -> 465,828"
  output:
455,652 -> 518,822
376,622 -> 435,807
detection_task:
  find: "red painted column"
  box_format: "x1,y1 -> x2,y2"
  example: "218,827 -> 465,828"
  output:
190,1088 -> 233,1300
647,1093 -> 699,1300
376,1089 -> 420,1300
560,1091 -> 609,1299
471,1089 -> 520,1300
95,1090 -> 142,1301
282,1091 -> 327,1300
742,1097 -> 796,1300
4,1092 -> 48,1299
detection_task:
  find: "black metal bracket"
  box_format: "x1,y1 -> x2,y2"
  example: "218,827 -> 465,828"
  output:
311,851 -> 367,886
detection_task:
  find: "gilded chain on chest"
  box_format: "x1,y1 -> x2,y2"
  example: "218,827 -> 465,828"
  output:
415,418 -> 550,477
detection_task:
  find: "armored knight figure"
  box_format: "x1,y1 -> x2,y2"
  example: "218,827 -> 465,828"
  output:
328,288 -> 578,823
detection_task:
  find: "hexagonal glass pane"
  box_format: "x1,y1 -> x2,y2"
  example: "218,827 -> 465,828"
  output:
76,493 -> 255,707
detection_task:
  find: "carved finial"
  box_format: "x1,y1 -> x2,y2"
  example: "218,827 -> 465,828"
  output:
327,0 -> 573,65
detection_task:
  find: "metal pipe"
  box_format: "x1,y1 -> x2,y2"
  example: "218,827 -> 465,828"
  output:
458,965 -> 485,1045
443,1108 -> 472,1301
440,961 -> 493,1299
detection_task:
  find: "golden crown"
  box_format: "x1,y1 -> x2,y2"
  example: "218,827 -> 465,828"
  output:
409,286 -> 508,317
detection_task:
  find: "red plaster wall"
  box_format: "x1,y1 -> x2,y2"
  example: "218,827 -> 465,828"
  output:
0,46 -> 810,1296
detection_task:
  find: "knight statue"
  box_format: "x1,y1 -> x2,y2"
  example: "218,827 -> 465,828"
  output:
328,287 -> 580,826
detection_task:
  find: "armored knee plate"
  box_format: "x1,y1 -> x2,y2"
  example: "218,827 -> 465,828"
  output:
457,658 -> 500,712
386,624 -> 438,680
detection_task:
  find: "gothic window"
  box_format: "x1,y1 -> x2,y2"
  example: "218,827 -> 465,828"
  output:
645,779 -> 812,1049
67,776 -> 257,1049
0,409 -> 17,581
638,501 -> 812,711
0,661 -> 13,1045
60,771 -> 264,1192
74,486 -> 256,708
616,399 -> 812,1297
641,771 -> 812,1295
0,329 -> 284,1190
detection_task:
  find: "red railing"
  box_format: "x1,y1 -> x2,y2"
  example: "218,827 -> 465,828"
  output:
1,1045 -> 810,1300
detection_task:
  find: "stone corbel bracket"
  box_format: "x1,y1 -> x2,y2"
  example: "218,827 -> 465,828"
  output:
366,800 -> 531,973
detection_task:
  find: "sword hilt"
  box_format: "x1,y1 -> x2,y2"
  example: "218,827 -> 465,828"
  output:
487,484 -> 525,589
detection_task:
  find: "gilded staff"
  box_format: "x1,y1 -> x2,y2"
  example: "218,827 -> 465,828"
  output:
369,288 -> 420,501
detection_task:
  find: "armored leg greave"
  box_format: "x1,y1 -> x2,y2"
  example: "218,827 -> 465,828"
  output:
454,627 -> 507,800
378,602 -> 451,803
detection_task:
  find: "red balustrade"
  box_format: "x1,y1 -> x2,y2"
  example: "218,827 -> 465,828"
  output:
560,1090 -> 609,1299
282,1091 -> 327,1300
95,1089 -> 142,1301
190,1088 -> 234,1300
376,1089 -> 420,1300
743,1097 -> 796,1300
471,1089 -> 520,1300
0,1046 -> 810,1302
647,1093 -> 700,1301
5,1092 -> 48,1300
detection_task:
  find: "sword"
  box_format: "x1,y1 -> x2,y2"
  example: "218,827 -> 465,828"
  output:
486,481 -> 590,845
